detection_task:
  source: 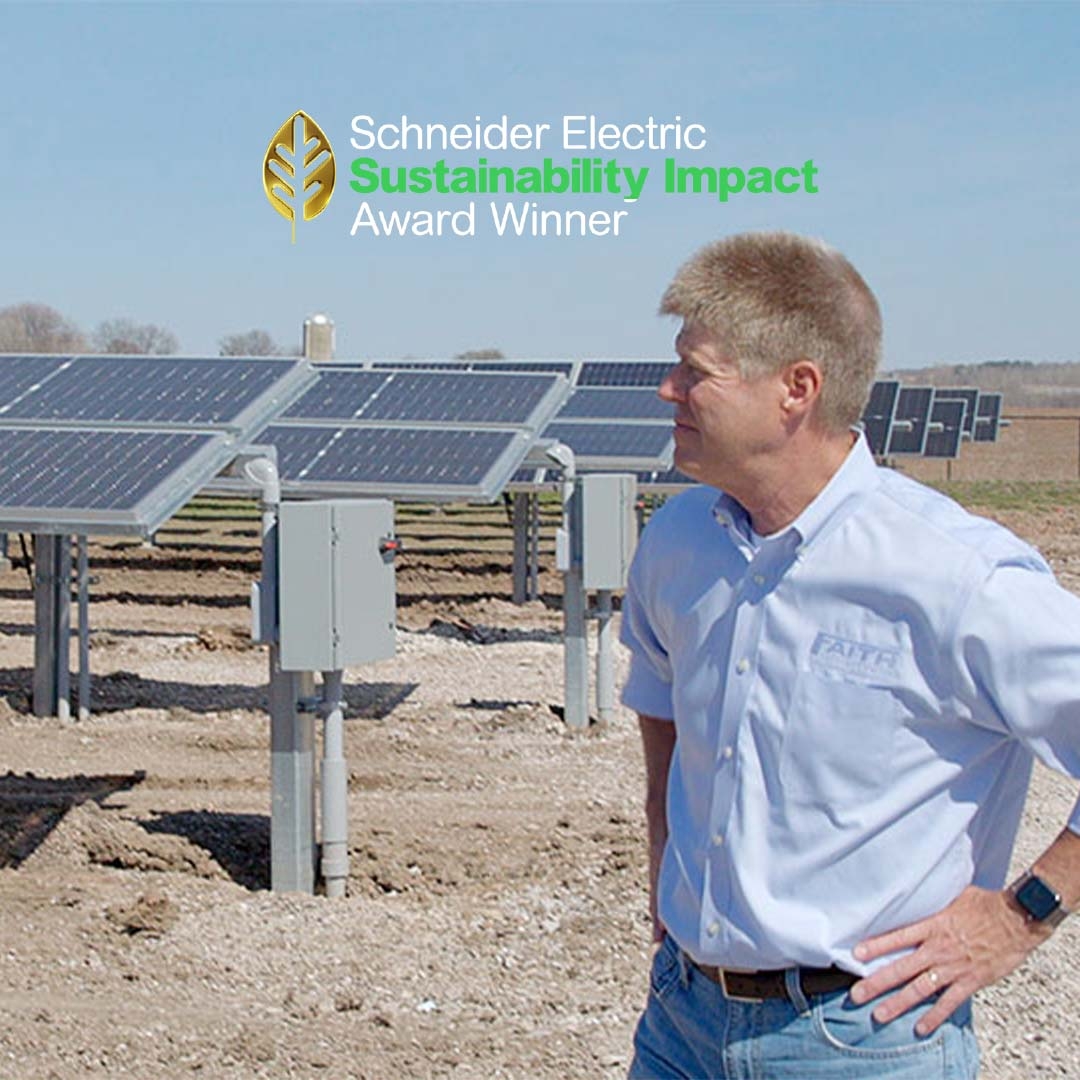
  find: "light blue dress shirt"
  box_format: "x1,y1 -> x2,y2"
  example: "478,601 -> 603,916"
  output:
621,435 -> 1080,975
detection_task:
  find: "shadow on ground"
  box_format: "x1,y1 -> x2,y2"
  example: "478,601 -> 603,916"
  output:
0,770 -> 146,867
142,809 -> 270,891
0,667 -> 416,719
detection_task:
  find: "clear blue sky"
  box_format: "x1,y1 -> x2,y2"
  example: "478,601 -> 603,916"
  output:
1,1 -> 1077,369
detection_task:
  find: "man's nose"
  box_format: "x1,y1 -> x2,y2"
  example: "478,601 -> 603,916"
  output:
658,366 -> 683,402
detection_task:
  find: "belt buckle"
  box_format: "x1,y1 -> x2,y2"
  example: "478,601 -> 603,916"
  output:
718,969 -> 760,1003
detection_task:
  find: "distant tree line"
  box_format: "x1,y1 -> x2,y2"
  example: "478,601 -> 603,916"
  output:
0,301 -> 294,357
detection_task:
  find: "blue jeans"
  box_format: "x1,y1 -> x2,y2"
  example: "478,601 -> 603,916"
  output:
629,935 -> 979,1079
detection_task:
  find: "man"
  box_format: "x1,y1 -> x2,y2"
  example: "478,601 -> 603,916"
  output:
620,231 -> 1080,1079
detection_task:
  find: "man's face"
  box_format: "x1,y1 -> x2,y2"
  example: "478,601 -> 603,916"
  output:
658,321 -> 786,490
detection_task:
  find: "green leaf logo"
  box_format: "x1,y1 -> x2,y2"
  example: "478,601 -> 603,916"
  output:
263,111 -> 336,243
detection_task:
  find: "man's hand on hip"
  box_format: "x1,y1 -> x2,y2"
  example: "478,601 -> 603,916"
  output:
849,885 -> 1051,1036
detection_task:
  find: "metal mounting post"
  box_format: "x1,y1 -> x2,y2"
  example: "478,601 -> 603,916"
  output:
240,450 -> 318,894
32,534 -> 72,720
511,492 -> 529,604
77,536 -> 91,721
562,478 -> 589,730
528,492 -> 541,600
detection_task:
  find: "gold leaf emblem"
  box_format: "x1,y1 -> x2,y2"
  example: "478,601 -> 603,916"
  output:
263,110 -> 336,243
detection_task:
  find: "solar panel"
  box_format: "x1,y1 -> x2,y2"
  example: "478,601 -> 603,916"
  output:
886,387 -> 934,455
471,361 -> 575,377
923,398 -> 965,458
282,367 -> 567,428
932,388 -> 979,437
0,426 -> 226,533
543,422 -> 674,469
973,394 -> 1003,442
0,354 -> 70,410
578,361 -> 672,387
240,367 -> 573,503
372,358 -> 576,380
257,425 -> 338,477
282,370 -> 388,419
263,424 -> 528,501
557,388 -> 673,421
370,359 -> 470,371
861,380 -> 899,456
0,355 -> 307,427
359,371 -> 562,426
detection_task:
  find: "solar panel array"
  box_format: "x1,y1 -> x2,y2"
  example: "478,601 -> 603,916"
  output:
875,384 -> 1005,459
260,360 -> 677,495
0,354 -> 316,534
0,349 -> 1013,531
368,360 -> 1009,491
265,362 -> 1006,496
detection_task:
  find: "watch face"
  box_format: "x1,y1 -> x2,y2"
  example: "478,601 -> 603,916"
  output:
1016,876 -> 1061,921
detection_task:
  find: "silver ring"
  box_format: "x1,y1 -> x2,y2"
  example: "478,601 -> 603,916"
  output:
927,969 -> 940,987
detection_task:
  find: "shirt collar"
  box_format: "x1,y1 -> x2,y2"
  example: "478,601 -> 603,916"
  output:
712,432 -> 880,553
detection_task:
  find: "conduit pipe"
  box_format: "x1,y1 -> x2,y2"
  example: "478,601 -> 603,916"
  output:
318,670 -> 349,898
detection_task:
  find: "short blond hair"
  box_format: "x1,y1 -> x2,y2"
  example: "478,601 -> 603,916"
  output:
659,232 -> 881,432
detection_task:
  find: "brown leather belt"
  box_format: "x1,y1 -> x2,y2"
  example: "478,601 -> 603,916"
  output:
692,961 -> 857,1002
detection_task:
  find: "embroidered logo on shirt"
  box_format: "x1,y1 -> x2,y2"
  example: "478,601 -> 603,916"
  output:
809,631 -> 901,680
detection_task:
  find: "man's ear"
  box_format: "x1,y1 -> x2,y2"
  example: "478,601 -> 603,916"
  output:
781,360 -> 823,418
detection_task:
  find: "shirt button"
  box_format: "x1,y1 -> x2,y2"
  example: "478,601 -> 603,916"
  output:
722,746 -> 734,760
753,574 -> 765,585
735,658 -> 749,674
712,832 -> 724,847
707,920 -> 721,937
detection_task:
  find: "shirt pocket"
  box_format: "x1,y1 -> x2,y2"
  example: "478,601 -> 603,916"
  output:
779,671 -> 904,803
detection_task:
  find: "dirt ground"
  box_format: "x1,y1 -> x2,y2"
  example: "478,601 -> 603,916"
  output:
1,496 -> 1079,1079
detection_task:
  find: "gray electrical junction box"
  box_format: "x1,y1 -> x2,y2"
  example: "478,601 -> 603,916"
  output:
581,473 -> 637,590
277,499 -> 397,672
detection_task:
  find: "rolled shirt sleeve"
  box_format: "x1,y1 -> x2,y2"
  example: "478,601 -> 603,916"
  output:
620,526 -> 675,720
951,558 -> 1080,835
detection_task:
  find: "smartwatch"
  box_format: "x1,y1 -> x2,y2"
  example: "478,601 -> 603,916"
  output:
1010,870 -> 1070,928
